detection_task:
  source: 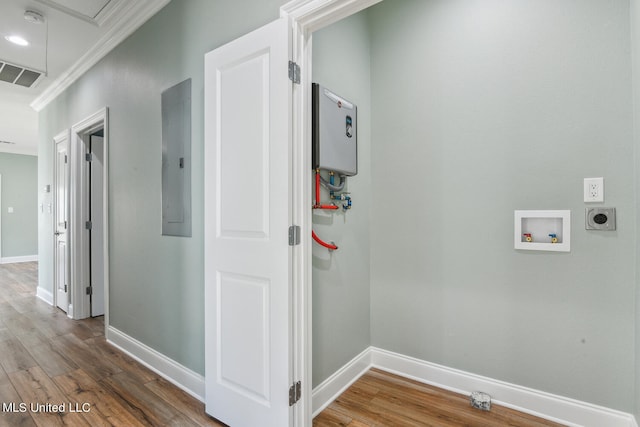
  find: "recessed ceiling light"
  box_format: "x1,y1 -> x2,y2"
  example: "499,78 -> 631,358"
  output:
5,35 -> 29,46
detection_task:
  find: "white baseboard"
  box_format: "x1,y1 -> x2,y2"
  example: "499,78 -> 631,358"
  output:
106,326 -> 205,401
312,346 -> 637,427
311,346 -> 372,417
1,255 -> 38,264
36,287 -> 53,305
372,348 -> 638,427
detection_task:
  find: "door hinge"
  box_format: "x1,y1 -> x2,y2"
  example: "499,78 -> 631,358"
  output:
288,225 -> 300,246
86,286 -> 92,295
288,61 -> 300,84
289,381 -> 301,406
64,284 -> 67,293
85,221 -> 92,230
86,153 -> 92,162
64,155 -> 68,163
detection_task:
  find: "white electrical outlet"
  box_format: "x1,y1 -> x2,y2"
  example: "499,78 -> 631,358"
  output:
584,177 -> 604,203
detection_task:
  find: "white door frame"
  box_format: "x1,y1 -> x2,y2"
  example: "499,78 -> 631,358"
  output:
69,107 -> 109,327
280,1 -> 381,425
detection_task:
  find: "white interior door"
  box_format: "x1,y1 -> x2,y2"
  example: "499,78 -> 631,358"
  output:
204,17 -> 294,427
54,132 -> 70,313
90,135 -> 105,317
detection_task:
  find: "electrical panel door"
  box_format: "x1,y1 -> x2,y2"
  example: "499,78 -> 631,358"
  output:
161,78 -> 192,237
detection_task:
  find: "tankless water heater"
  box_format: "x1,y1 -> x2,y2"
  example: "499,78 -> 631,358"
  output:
312,83 -> 357,176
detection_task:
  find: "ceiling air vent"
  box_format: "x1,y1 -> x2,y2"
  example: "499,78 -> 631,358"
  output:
0,61 -> 43,88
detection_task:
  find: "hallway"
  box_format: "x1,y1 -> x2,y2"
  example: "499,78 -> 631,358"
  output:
0,262 -> 223,426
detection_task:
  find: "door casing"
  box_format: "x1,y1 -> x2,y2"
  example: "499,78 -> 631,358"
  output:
68,108 -> 109,327
280,0 -> 383,425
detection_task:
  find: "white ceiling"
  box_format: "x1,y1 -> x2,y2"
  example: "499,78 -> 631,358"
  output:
0,0 -> 170,156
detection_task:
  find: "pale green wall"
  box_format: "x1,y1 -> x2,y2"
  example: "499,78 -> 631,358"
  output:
632,0 -> 640,419
311,12 -> 372,387
369,0 -> 635,412
0,153 -> 37,258
38,0 -> 287,375
314,1 -> 639,411
36,0 -> 640,414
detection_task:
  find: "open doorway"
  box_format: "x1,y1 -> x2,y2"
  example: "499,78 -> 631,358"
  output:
88,129 -> 105,317
296,0 -> 640,424
205,0 -> 636,425
202,2 -> 381,426
68,108 -> 109,323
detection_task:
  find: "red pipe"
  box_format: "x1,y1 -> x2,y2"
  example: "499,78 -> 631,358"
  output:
312,230 -> 338,251
314,169 -> 338,210
312,170 -> 338,250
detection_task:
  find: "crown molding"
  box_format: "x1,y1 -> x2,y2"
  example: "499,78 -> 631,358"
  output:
94,0 -> 130,27
30,0 -> 171,112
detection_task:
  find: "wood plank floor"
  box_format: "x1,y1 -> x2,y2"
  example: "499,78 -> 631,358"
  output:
3,262 -> 567,426
313,369 -> 567,427
0,262 -> 225,427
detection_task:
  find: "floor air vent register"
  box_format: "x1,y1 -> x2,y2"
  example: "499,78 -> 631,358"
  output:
0,61 -> 43,88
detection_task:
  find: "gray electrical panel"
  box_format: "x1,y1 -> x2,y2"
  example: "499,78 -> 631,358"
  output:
312,83 -> 357,176
161,78 -> 192,237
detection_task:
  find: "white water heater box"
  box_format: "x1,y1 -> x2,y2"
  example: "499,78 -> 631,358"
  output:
312,83 -> 358,176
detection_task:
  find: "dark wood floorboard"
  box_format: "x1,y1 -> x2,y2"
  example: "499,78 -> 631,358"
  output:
0,262 -> 223,427
313,369 -> 568,427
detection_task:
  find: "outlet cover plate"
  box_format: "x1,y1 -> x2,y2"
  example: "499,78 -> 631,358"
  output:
584,177 -> 604,203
